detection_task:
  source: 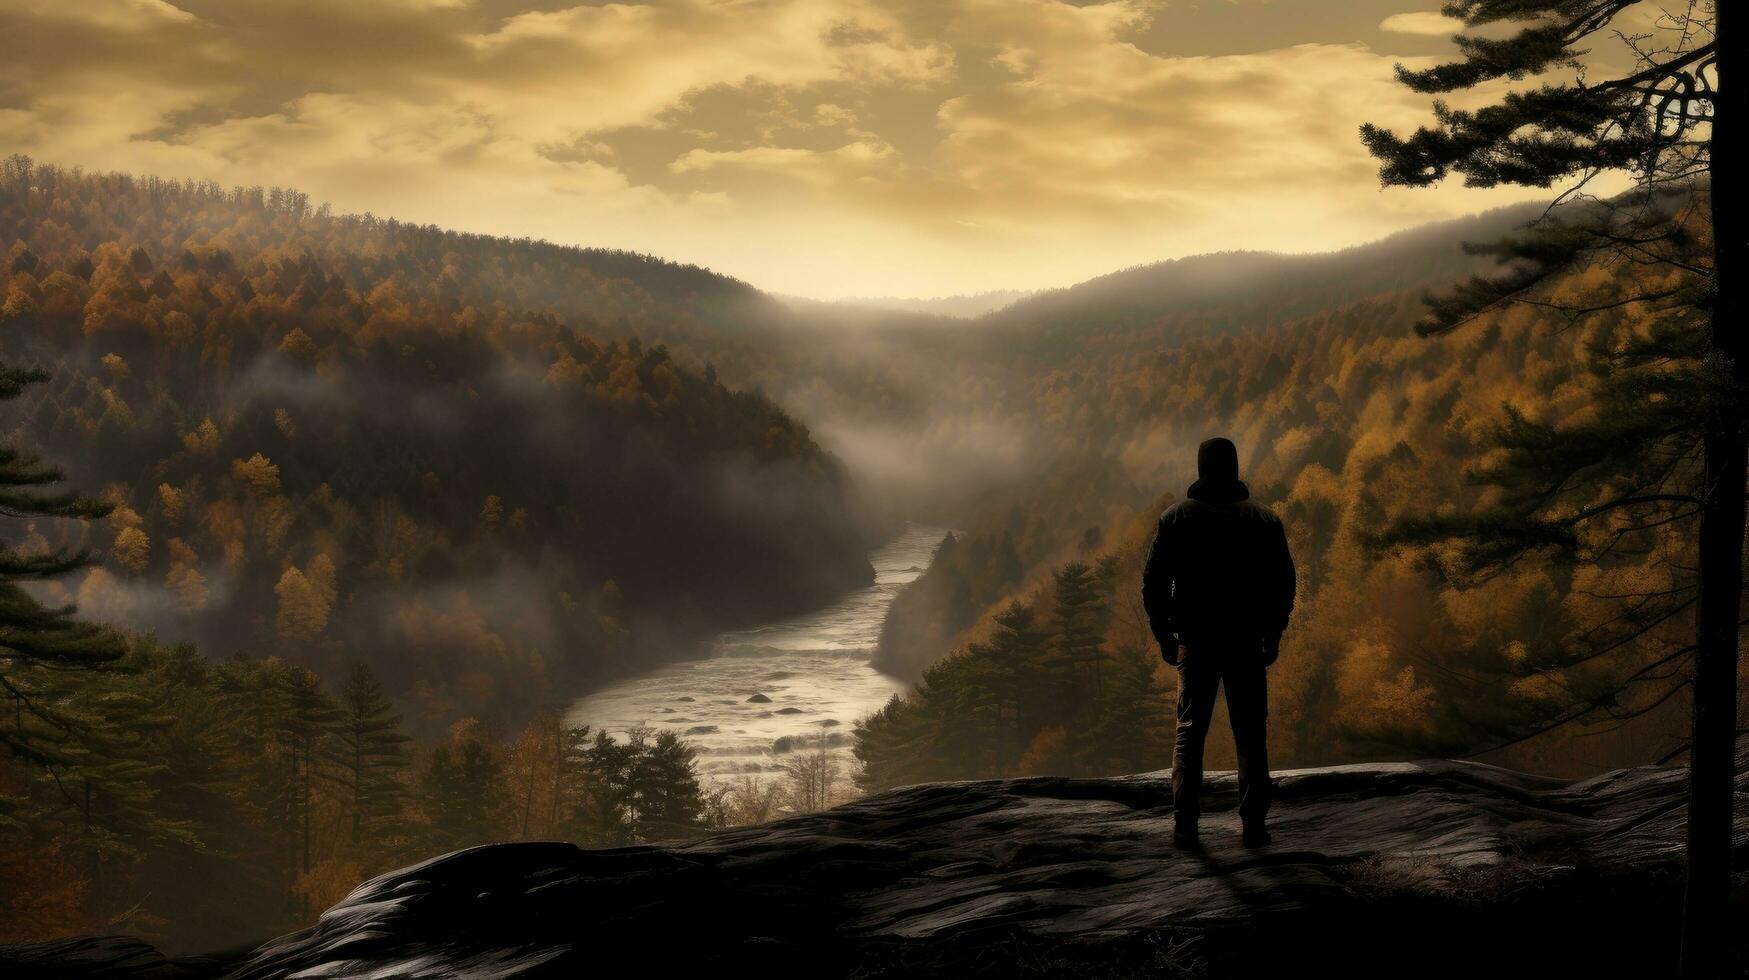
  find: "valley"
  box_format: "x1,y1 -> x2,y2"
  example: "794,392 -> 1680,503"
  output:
0,157 -> 1722,952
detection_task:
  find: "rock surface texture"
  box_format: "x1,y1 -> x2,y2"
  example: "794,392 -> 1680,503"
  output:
7,741 -> 1747,978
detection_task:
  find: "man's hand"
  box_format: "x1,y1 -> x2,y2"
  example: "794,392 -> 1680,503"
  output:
1262,632 -> 1282,667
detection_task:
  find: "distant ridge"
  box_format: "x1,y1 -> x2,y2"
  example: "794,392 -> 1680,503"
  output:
774,204 -> 1546,336
794,289 -> 1036,319
980,201 -> 1551,335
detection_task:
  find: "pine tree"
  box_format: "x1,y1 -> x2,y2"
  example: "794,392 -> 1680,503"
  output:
636,729 -> 705,837
53,654 -> 186,918
417,717 -> 507,852
0,358 -> 172,919
559,726 -> 633,845
1359,5 -> 1737,974
911,653 -> 992,778
617,727 -> 659,838
274,666 -> 341,877
211,656 -> 305,918
122,642 -> 282,947
334,663 -> 409,850
987,599 -> 1048,762
1,362 -> 129,786
555,725 -> 602,842
851,696 -> 937,793
1050,561 -> 1110,716
945,646 -> 1009,777
1088,640 -> 1176,777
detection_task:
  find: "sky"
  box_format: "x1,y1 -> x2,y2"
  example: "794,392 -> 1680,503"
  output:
0,0 -> 1623,298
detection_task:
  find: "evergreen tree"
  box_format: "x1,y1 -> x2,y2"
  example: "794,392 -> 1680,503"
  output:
122,642 -> 284,948
986,600 -> 1047,764
616,727 -> 659,839
334,663 -> 409,850
207,656 -> 307,924
947,646 -> 1009,776
52,659 -> 185,918
1050,562 -> 1109,714
274,665 -> 342,876
0,359 -> 180,920
1087,640 -> 1176,777
912,653 -> 991,778
636,730 -> 705,837
1,361 -> 130,820
1360,5 -> 1736,974
417,718 -> 508,852
561,727 -> 633,845
554,725 -> 604,844
851,696 -> 937,793
214,657 -> 301,877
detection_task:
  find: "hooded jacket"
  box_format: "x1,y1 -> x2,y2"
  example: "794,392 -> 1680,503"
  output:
1141,475 -> 1296,652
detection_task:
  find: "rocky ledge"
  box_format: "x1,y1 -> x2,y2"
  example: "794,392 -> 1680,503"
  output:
8,741 -> 1747,978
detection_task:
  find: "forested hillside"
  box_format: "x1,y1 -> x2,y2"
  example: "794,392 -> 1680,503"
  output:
0,156 -> 892,950
859,197 -> 1722,787
0,157 -> 875,731
982,205 -> 1549,337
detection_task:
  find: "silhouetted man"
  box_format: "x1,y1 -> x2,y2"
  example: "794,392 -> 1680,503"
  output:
1142,437 -> 1295,848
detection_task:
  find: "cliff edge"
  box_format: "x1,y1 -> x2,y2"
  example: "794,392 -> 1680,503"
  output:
7,740 -> 1747,978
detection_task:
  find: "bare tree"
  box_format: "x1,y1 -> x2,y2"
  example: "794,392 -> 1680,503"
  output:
780,734 -> 843,814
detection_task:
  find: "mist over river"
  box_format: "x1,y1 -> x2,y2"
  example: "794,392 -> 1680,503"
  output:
565,524 -> 952,787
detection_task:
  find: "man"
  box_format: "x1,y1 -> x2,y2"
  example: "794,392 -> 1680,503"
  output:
1142,437 -> 1295,849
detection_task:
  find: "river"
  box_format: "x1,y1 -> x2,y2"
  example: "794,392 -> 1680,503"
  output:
564,523 -> 951,788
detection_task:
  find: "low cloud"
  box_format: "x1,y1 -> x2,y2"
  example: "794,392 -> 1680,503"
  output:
1378,12 -> 1465,36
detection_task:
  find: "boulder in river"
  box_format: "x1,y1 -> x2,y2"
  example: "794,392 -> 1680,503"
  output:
5,739 -> 1745,978
746,693 -> 772,703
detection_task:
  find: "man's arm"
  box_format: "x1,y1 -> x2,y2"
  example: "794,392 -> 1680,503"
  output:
1263,519 -> 1295,665
1141,513 -> 1178,662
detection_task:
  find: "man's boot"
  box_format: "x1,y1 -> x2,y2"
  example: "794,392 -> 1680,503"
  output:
1241,820 -> 1272,848
1173,818 -> 1201,849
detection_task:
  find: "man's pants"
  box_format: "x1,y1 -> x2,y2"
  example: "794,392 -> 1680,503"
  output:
1172,643 -> 1270,826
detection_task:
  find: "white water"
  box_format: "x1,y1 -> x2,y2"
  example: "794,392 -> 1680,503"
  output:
564,523 -> 951,787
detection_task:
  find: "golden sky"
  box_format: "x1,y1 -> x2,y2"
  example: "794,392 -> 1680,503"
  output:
0,1 -> 1607,297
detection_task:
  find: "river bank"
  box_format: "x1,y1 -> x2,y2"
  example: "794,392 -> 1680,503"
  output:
564,523 -> 952,786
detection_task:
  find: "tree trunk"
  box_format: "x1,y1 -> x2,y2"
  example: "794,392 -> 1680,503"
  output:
352,731 -> 363,846
1680,7 -> 1745,974
521,769 -> 535,839
301,737 -> 312,875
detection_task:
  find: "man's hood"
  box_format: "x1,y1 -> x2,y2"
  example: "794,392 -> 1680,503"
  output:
1186,477 -> 1250,504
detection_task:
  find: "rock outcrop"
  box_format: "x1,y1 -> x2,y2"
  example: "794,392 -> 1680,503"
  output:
7,742 -> 1747,978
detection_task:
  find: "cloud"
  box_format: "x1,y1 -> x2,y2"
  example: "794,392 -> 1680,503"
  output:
669,138 -> 898,192
0,0 -> 1584,296
1379,11 -> 1464,36
47,0 -> 196,28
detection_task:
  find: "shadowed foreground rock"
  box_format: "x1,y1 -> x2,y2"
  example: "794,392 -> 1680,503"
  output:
7,741 -> 1747,978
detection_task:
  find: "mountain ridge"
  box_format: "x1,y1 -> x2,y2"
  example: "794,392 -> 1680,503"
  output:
979,202 -> 1549,337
